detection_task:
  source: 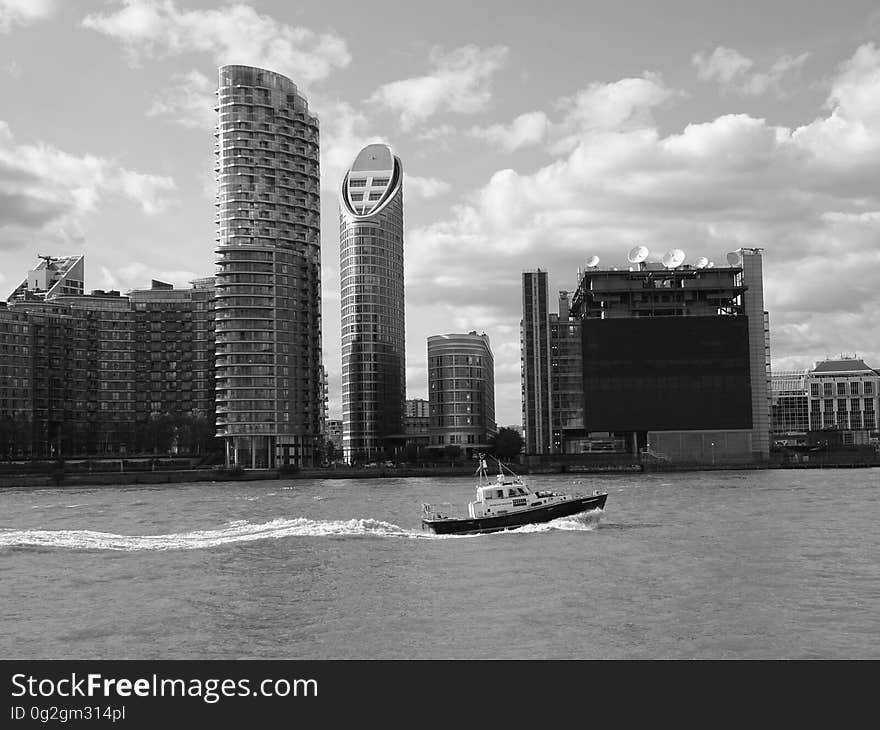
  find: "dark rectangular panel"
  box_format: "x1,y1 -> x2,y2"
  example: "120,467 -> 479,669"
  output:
582,316 -> 752,431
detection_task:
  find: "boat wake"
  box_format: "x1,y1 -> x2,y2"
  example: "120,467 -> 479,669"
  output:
0,516 -> 474,552
0,508 -> 605,552
502,508 -> 604,534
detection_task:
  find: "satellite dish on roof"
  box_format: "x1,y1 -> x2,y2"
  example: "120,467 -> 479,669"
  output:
586,255 -> 600,268
627,245 -> 649,264
662,248 -> 686,269
726,250 -> 743,266
695,256 -> 709,269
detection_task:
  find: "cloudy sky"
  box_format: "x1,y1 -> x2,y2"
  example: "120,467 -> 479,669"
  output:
2,0 -> 879,424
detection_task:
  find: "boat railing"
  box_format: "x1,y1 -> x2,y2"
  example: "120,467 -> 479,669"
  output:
422,502 -> 460,520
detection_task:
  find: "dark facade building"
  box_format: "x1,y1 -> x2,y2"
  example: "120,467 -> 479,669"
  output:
550,291 -> 585,453
522,248 -> 771,465
521,271 -> 551,454
521,281 -> 586,455
403,398 -> 430,449
0,306 -> 32,457
215,64 -> 323,469
326,419 -> 342,450
570,248 -> 770,464
427,332 -> 496,456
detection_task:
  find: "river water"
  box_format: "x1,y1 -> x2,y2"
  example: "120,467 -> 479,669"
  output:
1,469 -> 878,659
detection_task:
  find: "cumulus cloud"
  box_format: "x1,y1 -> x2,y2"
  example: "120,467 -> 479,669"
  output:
115,169 -> 177,214
551,73 -> 678,153
792,42 -> 880,163
369,45 -> 508,130
740,53 -> 810,96
405,43 -> 880,419
147,69 -> 215,129
693,45 -> 810,97
0,120 -> 176,249
0,0 -> 54,33
311,98 -> 387,193
406,174 -> 451,199
81,0 -> 350,85
100,261 -> 198,291
693,46 -> 754,84
470,111 -> 549,151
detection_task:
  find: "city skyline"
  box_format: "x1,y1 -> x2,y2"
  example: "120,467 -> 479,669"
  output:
2,1 -> 880,425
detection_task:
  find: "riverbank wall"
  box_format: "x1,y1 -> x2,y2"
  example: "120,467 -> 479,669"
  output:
0,457 -> 876,489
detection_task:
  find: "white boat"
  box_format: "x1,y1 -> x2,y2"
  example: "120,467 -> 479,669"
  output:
422,457 -> 607,535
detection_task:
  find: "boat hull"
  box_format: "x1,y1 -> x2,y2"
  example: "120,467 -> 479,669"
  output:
422,493 -> 607,535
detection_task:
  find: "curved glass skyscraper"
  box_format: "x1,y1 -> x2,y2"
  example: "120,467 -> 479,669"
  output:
215,65 -> 323,468
339,144 -> 405,462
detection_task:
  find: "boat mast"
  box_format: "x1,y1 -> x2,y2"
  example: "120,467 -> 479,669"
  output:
475,453 -> 490,485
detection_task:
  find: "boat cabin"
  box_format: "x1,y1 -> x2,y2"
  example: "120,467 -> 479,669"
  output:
468,477 -> 539,519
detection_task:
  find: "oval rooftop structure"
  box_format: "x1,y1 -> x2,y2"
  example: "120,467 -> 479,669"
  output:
341,143 -> 401,217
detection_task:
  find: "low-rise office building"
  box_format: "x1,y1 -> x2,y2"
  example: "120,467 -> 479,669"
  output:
427,332 -> 496,457
806,358 -> 878,444
1,258 -> 216,458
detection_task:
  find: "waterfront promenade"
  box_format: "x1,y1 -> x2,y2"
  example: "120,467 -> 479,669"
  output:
0,452 -> 877,489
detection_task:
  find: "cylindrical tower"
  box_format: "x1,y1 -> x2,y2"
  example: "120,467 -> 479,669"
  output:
339,144 -> 405,463
427,332 -> 496,457
214,65 -> 322,468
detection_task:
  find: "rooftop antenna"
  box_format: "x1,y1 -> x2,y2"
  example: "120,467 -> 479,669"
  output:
726,250 -> 743,267
662,248 -> 686,269
695,256 -> 709,269
586,255 -> 600,268
627,245 -> 649,264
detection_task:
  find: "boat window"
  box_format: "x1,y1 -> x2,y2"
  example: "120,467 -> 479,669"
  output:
495,490 -> 505,499
507,489 -> 518,498
516,488 -> 527,496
